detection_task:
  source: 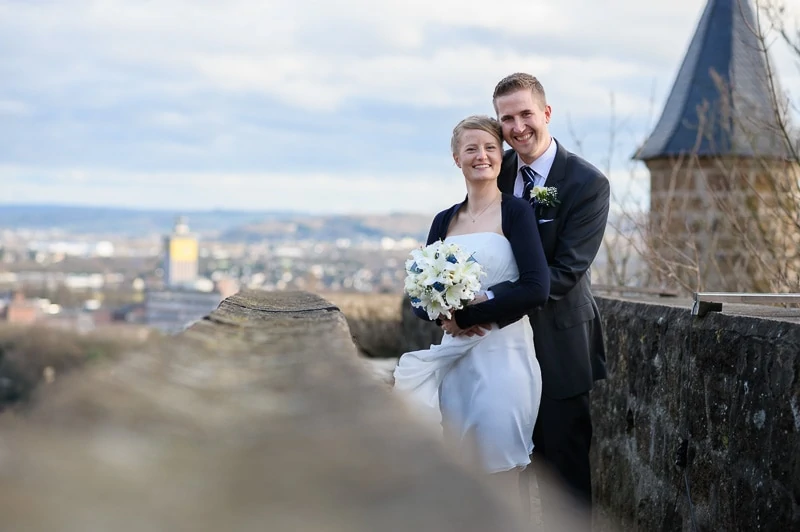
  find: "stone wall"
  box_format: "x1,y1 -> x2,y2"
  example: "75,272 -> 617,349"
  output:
0,290 -> 527,532
397,294 -> 800,529
592,296 -> 800,531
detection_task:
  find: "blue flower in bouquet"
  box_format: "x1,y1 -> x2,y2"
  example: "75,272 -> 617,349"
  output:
404,240 -> 485,320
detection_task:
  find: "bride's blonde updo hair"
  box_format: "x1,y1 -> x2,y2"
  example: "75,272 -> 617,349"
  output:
450,115 -> 503,156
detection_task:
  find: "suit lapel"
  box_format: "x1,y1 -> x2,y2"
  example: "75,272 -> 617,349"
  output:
544,139 -> 569,189
534,140 -> 570,224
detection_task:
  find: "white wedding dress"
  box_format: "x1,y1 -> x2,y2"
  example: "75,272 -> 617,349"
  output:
394,232 -> 542,473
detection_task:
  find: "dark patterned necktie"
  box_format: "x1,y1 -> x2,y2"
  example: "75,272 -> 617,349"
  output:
521,166 -> 538,201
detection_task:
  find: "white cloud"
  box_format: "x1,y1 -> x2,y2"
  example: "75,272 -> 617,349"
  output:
5,0 -> 794,116
1,0 -> 799,214
0,0 -> 709,112
144,111 -> 194,129
0,99 -> 32,116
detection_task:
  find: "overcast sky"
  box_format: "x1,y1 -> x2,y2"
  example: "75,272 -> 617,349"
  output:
2,0 -> 798,215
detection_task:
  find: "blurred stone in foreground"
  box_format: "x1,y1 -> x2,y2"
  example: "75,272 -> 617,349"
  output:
0,290 -> 527,532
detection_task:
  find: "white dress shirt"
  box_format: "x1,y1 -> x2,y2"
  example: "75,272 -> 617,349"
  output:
513,137 -> 557,198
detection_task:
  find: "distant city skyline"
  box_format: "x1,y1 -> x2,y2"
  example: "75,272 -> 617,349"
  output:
2,0 -> 798,215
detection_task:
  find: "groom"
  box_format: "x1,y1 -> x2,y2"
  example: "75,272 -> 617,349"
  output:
487,73 -> 610,527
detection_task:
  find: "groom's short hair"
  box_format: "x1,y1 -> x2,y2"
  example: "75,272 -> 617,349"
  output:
492,73 -> 547,107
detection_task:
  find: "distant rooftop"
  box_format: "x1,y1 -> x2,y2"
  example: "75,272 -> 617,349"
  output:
635,0 -> 791,161
173,216 -> 190,235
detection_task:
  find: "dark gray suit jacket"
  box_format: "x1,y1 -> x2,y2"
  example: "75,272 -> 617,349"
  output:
491,140 -> 610,400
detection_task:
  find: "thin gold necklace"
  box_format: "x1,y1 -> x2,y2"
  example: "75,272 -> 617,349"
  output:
467,196 -> 499,223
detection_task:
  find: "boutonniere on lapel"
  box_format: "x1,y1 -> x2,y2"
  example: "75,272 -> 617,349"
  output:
529,186 -> 561,208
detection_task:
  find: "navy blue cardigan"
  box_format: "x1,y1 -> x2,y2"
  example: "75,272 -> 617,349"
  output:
413,193 -> 549,329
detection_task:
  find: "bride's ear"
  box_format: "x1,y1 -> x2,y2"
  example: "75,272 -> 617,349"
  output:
453,154 -> 461,168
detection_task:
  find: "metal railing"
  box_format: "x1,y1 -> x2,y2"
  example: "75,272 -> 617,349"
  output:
692,292 -> 800,316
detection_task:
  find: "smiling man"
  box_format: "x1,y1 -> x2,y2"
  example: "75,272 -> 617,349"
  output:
488,72 -> 610,530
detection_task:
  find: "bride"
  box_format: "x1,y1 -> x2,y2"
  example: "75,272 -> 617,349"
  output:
394,115 -> 549,505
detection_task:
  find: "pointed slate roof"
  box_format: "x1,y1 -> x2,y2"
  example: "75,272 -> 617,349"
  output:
635,0 -> 790,161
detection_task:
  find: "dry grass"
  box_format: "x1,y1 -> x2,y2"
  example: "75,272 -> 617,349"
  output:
0,324 -> 154,411
318,292 -> 405,358
317,291 -> 445,359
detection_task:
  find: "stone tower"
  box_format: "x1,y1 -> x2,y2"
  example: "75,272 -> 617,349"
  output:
635,0 -> 798,292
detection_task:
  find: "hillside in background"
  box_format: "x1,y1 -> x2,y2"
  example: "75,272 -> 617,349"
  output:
220,213 -> 432,242
0,205 -> 432,241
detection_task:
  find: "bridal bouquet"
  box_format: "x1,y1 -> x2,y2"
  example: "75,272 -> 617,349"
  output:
404,240 -> 485,320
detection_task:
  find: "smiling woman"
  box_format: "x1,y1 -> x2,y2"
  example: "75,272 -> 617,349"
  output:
393,114 -> 549,513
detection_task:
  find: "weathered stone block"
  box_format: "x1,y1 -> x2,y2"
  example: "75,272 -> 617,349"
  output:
593,296 -> 800,530
0,290 -> 527,532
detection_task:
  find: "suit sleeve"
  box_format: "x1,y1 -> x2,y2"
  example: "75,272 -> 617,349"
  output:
453,202 -> 549,328
548,172 -> 610,299
489,167 -> 610,305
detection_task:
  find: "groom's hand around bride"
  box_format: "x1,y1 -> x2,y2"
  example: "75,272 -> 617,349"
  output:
457,293 -> 491,336
468,293 -> 489,306
461,324 -> 490,337
440,317 -> 490,337
439,317 -> 463,336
